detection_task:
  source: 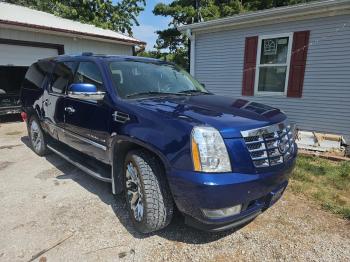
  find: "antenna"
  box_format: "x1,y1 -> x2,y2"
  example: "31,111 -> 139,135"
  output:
195,0 -> 203,22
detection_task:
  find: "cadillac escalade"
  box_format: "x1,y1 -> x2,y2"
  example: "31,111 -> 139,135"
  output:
20,53 -> 297,233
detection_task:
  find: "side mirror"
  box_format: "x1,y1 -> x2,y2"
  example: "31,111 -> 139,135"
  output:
200,83 -> 206,88
67,83 -> 105,101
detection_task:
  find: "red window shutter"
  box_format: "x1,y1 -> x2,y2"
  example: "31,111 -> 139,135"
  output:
242,36 -> 258,96
287,31 -> 310,98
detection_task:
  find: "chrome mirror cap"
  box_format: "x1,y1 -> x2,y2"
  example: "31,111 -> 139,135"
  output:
68,91 -> 105,101
67,83 -> 105,101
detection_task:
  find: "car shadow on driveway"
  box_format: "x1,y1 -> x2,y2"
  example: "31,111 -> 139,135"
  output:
21,135 -> 246,244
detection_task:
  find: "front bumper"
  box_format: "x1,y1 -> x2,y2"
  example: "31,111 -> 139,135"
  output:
167,158 -> 295,231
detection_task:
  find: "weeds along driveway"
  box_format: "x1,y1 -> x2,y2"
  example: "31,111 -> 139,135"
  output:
0,121 -> 349,262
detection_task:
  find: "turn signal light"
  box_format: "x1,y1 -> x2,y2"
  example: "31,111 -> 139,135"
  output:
191,137 -> 202,171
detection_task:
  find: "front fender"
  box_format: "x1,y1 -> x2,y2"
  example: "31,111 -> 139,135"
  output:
109,134 -> 172,172
109,114 -> 194,171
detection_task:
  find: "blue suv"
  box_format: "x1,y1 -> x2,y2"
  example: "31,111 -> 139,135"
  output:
20,53 -> 297,233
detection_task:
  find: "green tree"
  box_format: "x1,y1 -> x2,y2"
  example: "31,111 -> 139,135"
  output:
4,0 -> 145,35
152,0 -> 248,68
246,0 -> 313,10
153,0 -> 313,69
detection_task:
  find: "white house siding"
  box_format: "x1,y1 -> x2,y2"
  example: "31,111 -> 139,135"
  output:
194,14 -> 350,142
0,27 -> 133,55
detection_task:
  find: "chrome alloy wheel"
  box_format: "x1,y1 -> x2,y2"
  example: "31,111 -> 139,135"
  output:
30,120 -> 42,152
125,162 -> 144,222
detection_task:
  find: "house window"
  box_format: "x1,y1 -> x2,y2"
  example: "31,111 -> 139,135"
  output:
255,33 -> 292,95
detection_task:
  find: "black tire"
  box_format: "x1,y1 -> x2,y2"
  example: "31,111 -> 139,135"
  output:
28,115 -> 49,156
124,149 -> 173,233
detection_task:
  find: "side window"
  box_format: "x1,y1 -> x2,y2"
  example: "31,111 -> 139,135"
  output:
74,62 -> 104,91
22,62 -> 45,90
50,62 -> 77,94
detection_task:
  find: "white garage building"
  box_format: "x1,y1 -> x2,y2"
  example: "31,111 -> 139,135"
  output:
0,2 -> 144,114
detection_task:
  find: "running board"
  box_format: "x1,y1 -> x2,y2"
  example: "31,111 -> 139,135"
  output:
47,142 -> 112,183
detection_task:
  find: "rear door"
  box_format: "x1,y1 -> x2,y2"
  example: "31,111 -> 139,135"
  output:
41,61 -> 76,140
63,61 -> 111,163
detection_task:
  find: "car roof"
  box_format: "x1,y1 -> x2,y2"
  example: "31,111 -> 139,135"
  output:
50,53 -> 164,63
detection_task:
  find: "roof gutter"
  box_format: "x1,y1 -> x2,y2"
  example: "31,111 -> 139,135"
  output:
178,0 -> 350,33
0,19 -> 146,46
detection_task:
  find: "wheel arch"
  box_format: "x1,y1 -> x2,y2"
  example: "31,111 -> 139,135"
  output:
24,105 -> 42,123
110,135 -> 171,195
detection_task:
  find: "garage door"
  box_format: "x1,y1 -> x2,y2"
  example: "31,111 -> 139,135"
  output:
0,44 -> 58,66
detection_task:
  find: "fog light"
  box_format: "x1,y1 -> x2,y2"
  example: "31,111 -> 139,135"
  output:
202,204 -> 242,219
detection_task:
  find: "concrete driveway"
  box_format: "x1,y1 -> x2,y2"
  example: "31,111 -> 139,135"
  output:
0,120 -> 349,261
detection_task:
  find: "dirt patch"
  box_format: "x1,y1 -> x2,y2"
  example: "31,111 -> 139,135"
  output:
5,131 -> 22,136
39,256 -> 47,262
35,168 -> 62,181
0,161 -> 14,170
118,249 -> 135,259
12,221 -> 37,231
0,144 -> 23,150
35,163 -> 76,181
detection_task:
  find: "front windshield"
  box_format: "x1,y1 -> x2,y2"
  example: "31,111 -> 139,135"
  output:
109,60 -> 209,98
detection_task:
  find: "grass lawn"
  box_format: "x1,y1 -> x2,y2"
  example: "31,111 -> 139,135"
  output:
290,155 -> 350,219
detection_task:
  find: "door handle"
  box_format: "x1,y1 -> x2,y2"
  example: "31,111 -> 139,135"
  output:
43,99 -> 49,106
65,106 -> 76,114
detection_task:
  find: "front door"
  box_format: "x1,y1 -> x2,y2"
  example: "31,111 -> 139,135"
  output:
64,61 -> 111,163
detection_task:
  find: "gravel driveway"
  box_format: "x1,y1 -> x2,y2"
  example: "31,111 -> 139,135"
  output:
0,121 -> 349,262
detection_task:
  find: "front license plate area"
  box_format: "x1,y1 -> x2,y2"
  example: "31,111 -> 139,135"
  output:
269,187 -> 285,206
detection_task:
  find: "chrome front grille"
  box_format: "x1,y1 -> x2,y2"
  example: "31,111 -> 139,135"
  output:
241,121 -> 296,168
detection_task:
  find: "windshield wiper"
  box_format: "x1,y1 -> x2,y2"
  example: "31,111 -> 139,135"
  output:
126,91 -> 182,98
126,90 -> 211,98
177,90 -> 211,95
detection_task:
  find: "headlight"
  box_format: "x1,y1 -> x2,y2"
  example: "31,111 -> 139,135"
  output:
191,126 -> 232,172
287,122 -> 297,140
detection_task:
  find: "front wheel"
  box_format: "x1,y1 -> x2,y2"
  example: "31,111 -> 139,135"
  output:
124,150 -> 173,233
28,115 -> 49,156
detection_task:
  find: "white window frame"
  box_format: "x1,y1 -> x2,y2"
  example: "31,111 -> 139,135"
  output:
254,33 -> 293,96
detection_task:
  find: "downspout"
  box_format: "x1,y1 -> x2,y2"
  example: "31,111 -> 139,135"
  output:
186,28 -> 195,76
187,38 -> 191,73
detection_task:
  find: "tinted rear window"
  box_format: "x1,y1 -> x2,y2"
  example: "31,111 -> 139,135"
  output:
22,60 -> 55,90
50,62 -> 77,94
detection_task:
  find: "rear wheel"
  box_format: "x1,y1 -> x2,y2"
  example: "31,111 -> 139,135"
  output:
124,150 -> 173,233
28,115 -> 48,156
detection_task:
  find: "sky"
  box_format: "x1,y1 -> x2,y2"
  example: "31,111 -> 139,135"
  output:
131,0 -> 172,50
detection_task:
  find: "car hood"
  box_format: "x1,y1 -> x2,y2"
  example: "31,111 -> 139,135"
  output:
131,94 -> 286,138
